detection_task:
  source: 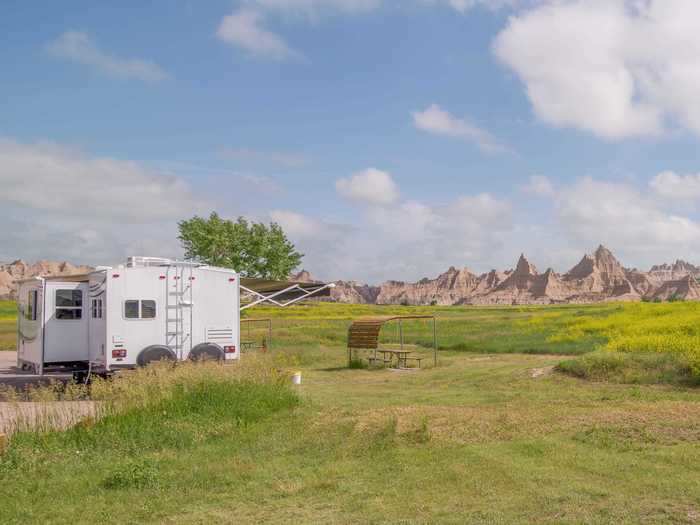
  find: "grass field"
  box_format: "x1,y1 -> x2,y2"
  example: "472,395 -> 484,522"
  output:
0,301 -> 16,352
1,300 -> 700,523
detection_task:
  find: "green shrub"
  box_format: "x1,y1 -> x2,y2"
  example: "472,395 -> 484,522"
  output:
101,458 -> 160,490
558,350 -> 700,386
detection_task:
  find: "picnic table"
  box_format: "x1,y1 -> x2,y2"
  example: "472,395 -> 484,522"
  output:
377,349 -> 412,369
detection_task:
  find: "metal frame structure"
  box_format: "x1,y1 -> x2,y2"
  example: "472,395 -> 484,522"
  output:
240,318 -> 272,352
347,315 -> 438,368
240,282 -> 335,310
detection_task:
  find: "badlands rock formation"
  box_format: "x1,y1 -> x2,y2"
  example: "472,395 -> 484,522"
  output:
649,260 -> 700,282
0,260 -> 92,299
311,245 -> 700,305
2,246 -> 698,305
650,275 -> 700,302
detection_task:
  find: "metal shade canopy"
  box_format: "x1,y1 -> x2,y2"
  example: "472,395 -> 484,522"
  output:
239,278 -> 334,310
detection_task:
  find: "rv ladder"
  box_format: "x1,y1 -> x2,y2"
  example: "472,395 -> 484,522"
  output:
164,264 -> 193,359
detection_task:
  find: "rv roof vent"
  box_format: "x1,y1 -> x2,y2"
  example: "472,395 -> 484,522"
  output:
127,256 -> 174,268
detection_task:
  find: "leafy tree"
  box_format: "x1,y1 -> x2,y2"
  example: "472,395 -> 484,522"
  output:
178,212 -> 303,280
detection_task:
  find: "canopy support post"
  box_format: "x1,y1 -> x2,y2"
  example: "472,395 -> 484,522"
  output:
433,316 -> 437,367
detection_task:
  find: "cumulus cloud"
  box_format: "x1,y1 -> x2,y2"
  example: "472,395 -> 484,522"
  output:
270,210 -> 325,237
46,31 -> 168,82
650,171 -> 700,201
276,188 -> 513,282
494,0 -> 700,140
336,168 -> 400,206
552,176 -> 700,264
217,9 -> 301,60
413,104 -> 509,154
0,139 -> 208,263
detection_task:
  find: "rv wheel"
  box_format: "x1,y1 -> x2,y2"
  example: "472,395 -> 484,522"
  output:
137,345 -> 177,367
73,371 -> 89,385
189,343 -> 225,362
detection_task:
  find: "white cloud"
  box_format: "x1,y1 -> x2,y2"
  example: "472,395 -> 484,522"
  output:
0,139 -> 208,264
46,31 -> 168,82
522,175 -> 555,197
270,210 -> 324,237
216,9 -> 301,60
336,168 -> 399,206
413,104 -> 509,154
277,191 -> 513,282
218,0 -> 516,61
554,176 -> 700,262
650,171 -> 700,201
494,0 -> 700,140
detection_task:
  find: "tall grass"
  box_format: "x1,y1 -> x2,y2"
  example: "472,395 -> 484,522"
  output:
0,356 -> 299,437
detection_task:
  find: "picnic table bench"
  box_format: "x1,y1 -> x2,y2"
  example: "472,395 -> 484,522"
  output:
374,347 -> 424,369
346,315 -> 437,369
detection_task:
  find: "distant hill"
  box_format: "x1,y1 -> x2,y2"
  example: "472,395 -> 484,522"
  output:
3,247 -> 698,304
295,245 -> 700,305
0,260 -> 92,299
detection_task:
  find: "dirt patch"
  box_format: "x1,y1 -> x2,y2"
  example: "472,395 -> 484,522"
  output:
530,366 -> 555,378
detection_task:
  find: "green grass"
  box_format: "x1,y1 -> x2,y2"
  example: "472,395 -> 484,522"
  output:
245,302 -> 615,356
1,301 -> 699,523
558,350 -> 700,387
0,300 -> 16,351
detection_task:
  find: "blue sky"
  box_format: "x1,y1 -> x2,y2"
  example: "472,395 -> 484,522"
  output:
2,0 -> 700,282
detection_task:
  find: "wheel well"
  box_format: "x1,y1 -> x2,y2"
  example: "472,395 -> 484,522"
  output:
189,342 -> 225,360
136,345 -> 177,366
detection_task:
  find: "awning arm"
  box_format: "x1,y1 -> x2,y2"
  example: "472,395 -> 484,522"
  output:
240,283 -> 335,311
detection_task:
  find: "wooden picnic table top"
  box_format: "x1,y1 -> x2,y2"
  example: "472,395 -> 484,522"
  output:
377,349 -> 412,356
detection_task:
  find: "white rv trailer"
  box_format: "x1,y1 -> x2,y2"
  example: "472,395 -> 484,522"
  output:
16,256 -> 334,379
16,257 -> 240,377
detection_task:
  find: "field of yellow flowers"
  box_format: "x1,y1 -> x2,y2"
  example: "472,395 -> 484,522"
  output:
527,301 -> 700,380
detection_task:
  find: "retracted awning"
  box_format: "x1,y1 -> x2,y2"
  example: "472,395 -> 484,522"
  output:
239,278 -> 334,310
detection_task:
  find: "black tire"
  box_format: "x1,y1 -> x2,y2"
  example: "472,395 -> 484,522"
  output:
137,345 -> 177,367
188,343 -> 225,362
73,371 -> 88,384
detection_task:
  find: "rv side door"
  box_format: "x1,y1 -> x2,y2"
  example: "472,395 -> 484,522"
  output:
43,282 -> 89,364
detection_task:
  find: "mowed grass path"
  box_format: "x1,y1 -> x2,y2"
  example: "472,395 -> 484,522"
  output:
1,301 -> 700,523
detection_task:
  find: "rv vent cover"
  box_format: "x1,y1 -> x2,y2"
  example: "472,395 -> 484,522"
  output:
207,327 -> 234,343
127,256 -> 174,267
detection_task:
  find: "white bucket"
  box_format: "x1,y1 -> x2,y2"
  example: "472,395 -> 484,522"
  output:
291,371 -> 302,385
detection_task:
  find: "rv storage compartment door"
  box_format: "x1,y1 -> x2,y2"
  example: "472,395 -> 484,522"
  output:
44,281 -> 89,364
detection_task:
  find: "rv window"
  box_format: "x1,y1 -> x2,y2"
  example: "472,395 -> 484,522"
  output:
56,289 -> 82,308
55,289 -> 82,320
124,300 -> 139,319
26,290 -> 38,321
141,300 -> 156,319
91,298 -> 103,319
